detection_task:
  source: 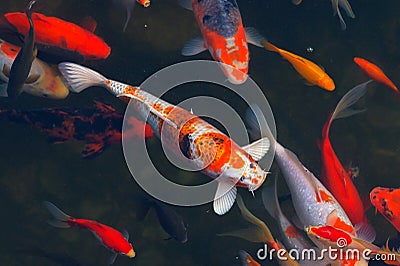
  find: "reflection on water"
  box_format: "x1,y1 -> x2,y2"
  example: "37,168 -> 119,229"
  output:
0,0 -> 399,265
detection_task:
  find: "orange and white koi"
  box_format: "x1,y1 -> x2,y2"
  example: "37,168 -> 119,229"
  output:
307,224 -> 400,265
354,57 -> 399,94
246,105 -> 356,238
0,39 -> 69,99
370,187 -> 400,232
58,62 -> 270,215
179,0 -> 264,84
43,201 -> 135,265
261,41 -> 335,91
319,80 -> 374,232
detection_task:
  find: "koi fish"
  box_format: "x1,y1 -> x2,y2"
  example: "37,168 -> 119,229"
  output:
43,201 -> 135,265
113,0 -> 150,32
354,57 -> 399,94
219,194 -> 299,266
370,187 -> 400,232
262,174 -> 315,252
0,100 -> 154,158
319,80 -> 374,232
307,224 -> 400,265
138,199 -> 188,243
246,104 -> 356,238
0,39 -> 69,99
58,62 -> 270,215
7,0 -> 37,99
293,0 -> 355,30
179,0 -> 264,84
238,250 -> 261,266
0,12 -> 110,62
261,41 -> 335,91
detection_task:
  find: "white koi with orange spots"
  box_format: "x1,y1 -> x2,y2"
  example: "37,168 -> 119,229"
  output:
58,62 -> 270,215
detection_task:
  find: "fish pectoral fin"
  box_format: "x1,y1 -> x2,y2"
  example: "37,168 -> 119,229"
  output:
108,253 -> 118,265
213,181 -> 237,215
82,142 -> 106,158
245,27 -> 266,48
355,223 -> 376,243
181,36 -> 206,56
241,137 -> 270,161
178,0 -> 193,11
0,83 -> 8,97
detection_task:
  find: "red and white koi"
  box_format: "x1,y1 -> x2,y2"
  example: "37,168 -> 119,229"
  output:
246,105 -> 356,238
43,201 -> 135,264
179,0 -> 263,84
0,39 -> 69,99
58,62 -> 270,215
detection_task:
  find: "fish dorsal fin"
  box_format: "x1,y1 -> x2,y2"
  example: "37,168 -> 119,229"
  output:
245,27 -> 265,48
80,16 -> 97,33
117,93 -> 178,129
181,36 -> 206,56
178,0 -> 193,11
242,137 -> 270,161
122,229 -> 130,241
213,181 -> 237,215
355,223 -> 376,243
108,253 -> 118,265
0,83 -> 8,97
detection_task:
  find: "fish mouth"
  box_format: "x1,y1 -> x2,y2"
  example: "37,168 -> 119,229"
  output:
248,171 -> 268,192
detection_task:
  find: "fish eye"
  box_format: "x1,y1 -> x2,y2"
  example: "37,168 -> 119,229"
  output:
239,176 -> 245,182
249,163 -> 254,169
315,235 -> 321,239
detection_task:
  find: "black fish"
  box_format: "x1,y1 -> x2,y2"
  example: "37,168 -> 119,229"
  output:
6,0 -> 37,99
139,199 -> 188,243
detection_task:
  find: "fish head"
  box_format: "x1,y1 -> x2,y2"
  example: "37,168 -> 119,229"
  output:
306,225 -> 353,248
318,75 -> 335,91
126,248 -> 135,258
238,159 -> 267,192
370,187 -> 399,221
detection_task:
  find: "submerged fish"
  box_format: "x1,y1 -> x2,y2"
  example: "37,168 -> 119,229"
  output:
354,57 -> 399,94
370,187 -> 400,232
319,80 -> 374,231
0,12 -> 110,62
261,41 -> 335,91
43,201 -> 135,265
0,100 -> 154,158
138,199 -> 188,243
58,62 -> 270,215
219,194 -> 299,266
179,0 -> 264,84
7,0 -> 37,99
331,0 -> 355,30
0,39 -> 69,99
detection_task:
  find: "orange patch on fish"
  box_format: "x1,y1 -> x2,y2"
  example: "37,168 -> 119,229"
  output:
285,225 -> 300,238
315,190 -> 335,203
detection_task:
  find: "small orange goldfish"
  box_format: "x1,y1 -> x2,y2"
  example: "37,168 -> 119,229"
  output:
262,41 -> 335,91
354,57 -> 399,94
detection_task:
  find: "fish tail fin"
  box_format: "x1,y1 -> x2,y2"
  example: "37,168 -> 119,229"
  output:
261,41 -> 280,53
58,62 -> 109,93
122,1 -> 135,32
324,80 -> 371,137
43,201 -> 73,228
262,173 -> 282,220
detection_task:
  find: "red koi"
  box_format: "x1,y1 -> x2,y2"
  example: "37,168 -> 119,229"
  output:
354,57 -> 399,94
319,80 -> 374,232
370,187 -> 400,232
43,201 -> 135,264
0,12 -> 110,61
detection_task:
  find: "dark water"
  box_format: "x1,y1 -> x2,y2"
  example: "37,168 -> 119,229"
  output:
0,0 -> 399,265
